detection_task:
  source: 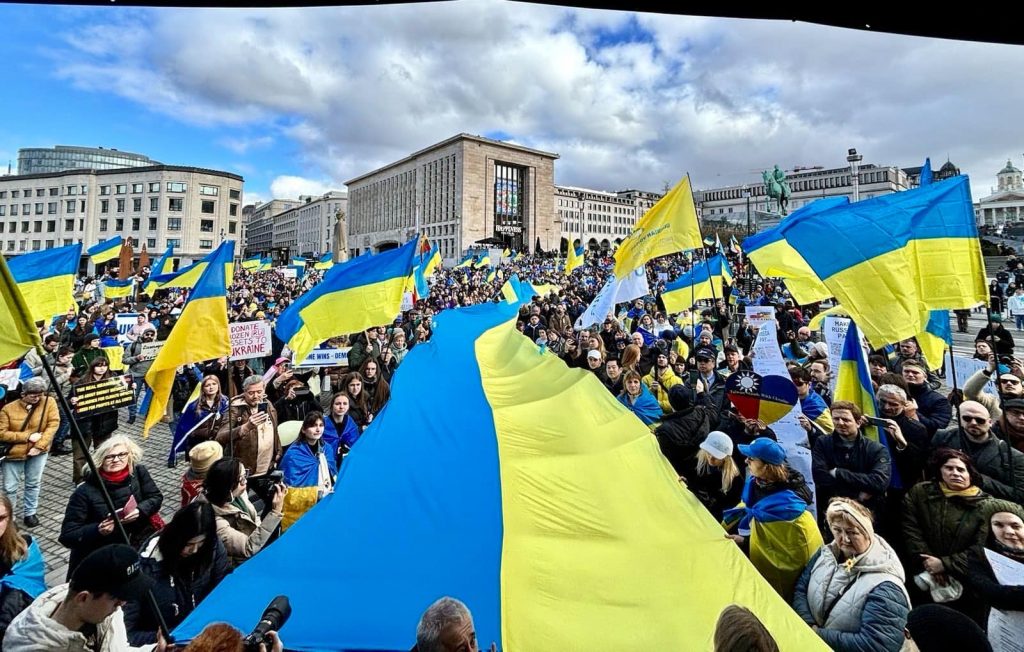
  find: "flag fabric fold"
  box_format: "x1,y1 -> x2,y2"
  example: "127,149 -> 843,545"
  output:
144,246 -> 175,295
101,278 -> 135,299
87,236 -> 122,264
661,254 -> 733,313
152,241 -> 235,290
613,175 -> 702,277
8,244 -> 81,323
0,255 -> 42,366
314,253 -> 334,271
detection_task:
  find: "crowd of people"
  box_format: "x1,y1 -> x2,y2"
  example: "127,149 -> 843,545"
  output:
0,243 -> 1021,651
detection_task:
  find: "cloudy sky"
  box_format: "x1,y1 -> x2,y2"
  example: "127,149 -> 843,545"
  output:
1,2 -> 1022,205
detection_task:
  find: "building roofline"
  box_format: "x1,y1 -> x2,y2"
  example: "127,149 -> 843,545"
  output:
0,164 -> 244,183
345,133 -> 559,185
19,145 -> 156,161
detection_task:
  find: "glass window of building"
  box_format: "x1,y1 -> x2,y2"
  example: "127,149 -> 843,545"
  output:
10,191 -> 18,198
79,200 -> 85,213
64,219 -> 73,231
0,192 -> 5,199
35,189 -> 44,197
34,203 -> 43,215
149,197 -> 158,212
131,218 -> 140,230
49,188 -> 58,197
116,199 -> 125,213
31,240 -> 40,251
149,182 -> 160,193
148,218 -> 157,230
101,200 -> 109,213
201,201 -> 215,214
200,219 -> 214,232
200,185 -> 219,196
46,221 -> 55,233
65,200 -> 74,214
33,221 -> 41,232
228,221 -> 237,234
166,238 -> 181,248
229,189 -> 240,200
47,203 -> 57,214
167,218 -> 181,231
0,207 -> 5,216
133,198 -> 142,212
146,238 -> 156,248
167,182 -> 186,193
99,219 -> 108,231
115,184 -> 127,194
65,186 -> 77,195
199,239 -> 213,249
80,185 -> 87,194
115,218 -> 124,231
229,204 -> 238,216
132,183 -> 144,193
168,198 -> 183,212
99,186 -> 110,196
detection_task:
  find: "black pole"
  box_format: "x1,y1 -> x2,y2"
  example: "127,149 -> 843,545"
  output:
38,351 -> 174,641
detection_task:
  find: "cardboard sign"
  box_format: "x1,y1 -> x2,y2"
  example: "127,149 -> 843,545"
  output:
230,321 -> 272,360
296,347 -> 351,368
73,375 -> 135,416
726,371 -> 799,425
744,305 -> 775,327
821,316 -> 852,394
140,341 -> 164,361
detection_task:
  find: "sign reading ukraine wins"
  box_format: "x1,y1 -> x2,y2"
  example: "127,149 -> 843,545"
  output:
725,371 -> 798,425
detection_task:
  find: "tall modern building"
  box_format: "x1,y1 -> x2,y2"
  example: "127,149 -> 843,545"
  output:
17,146 -> 160,175
270,191 -> 348,259
345,134 -> 558,258
0,165 -> 243,264
243,199 -> 302,259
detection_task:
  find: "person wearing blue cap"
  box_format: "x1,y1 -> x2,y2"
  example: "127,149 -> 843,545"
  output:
723,437 -> 822,601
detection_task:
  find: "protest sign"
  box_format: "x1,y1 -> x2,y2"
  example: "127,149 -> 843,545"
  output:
73,375 -> 134,417
822,316 -> 852,393
114,313 -> 140,336
726,371 -> 798,425
230,321 -> 272,360
140,341 -> 165,361
985,548 -> 1024,652
744,306 -> 775,328
943,351 -> 997,395
296,347 -> 352,368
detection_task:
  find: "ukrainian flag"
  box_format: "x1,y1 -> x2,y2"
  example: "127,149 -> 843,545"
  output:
918,309 -> 952,372
172,302 -> 827,651
834,321 -> 881,442
241,255 -> 261,270
0,255 -> 42,365
102,278 -> 135,299
513,251 -> 525,262
745,177 -> 986,347
152,241 -> 235,289
276,238 -> 418,363
257,257 -> 273,272
8,244 -> 81,323
144,246 -> 175,295
565,244 -> 584,275
142,251 -> 230,438
614,175 -> 702,277
502,247 -> 511,258
661,254 -> 733,313
291,257 -> 306,267
87,236 -> 122,265
474,254 -> 491,269
314,253 -> 334,270
423,245 -> 441,276
454,253 -> 473,269
485,267 -> 496,284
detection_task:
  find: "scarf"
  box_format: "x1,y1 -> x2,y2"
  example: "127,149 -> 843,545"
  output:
100,467 -> 131,484
940,483 -> 982,498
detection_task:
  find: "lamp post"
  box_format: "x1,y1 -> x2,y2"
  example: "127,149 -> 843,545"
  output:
743,185 -> 752,236
847,148 -> 863,202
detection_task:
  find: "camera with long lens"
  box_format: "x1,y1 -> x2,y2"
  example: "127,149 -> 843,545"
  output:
243,596 -> 291,651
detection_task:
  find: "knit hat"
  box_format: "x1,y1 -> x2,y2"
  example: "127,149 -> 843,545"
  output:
189,441 -> 223,476
825,497 -> 875,539
905,604 -> 992,652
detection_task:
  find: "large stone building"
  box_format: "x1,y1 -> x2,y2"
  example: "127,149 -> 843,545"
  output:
243,199 -> 302,259
345,134 -> 558,258
271,191 -> 348,259
17,145 -> 160,175
974,159 -> 1024,228
554,186 -> 662,252
0,165 -> 242,264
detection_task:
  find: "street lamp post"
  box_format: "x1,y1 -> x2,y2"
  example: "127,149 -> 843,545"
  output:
847,148 -> 863,202
743,185 -> 752,236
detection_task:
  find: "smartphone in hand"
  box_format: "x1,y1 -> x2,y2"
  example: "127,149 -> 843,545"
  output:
863,416 -> 890,430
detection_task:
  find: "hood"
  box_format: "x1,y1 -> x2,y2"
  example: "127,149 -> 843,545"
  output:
843,535 -> 906,582
5,584 -> 85,650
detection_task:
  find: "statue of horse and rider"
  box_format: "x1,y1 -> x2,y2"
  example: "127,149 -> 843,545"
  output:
762,165 -> 792,215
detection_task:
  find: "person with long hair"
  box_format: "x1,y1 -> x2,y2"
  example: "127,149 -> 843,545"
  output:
323,392 -> 360,467
0,495 -> 46,643
58,435 -> 164,577
679,432 -> 743,521
280,413 -> 337,530
172,375 -> 229,465
202,457 -> 284,569
68,355 -> 121,484
619,344 -> 642,376
359,359 -> 392,416
123,501 -> 229,645
616,370 -> 662,426
343,372 -> 373,429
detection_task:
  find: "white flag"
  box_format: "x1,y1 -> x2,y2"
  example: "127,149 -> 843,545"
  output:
575,268 -> 649,330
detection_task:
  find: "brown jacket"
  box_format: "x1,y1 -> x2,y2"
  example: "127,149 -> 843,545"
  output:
215,396 -> 282,475
0,395 -> 60,459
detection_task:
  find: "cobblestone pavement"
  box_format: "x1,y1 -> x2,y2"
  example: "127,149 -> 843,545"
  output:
4,310 -> 1020,590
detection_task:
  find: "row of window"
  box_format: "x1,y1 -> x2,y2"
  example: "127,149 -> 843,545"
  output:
1,184 -> 241,200
0,218 -> 237,235
1,200 -> 237,217
4,237 -> 209,253
557,197 -> 635,214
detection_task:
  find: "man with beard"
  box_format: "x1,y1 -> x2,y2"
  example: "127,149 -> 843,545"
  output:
964,355 -> 1024,421
932,400 -> 1024,504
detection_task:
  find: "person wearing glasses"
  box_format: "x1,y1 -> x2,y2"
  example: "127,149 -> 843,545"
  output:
58,435 -> 164,578
932,400 -> 1024,504
200,458 -> 284,569
963,352 -> 1024,421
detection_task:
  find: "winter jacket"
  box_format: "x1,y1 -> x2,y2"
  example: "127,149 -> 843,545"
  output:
215,396 -> 282,476
58,465 -> 164,577
122,535 -> 229,645
0,394 -> 60,459
906,382 -> 951,436
202,495 -> 282,569
678,455 -> 744,521
122,339 -> 156,378
976,325 -> 1015,355
0,535 -> 46,644
963,501 -> 1024,627
71,347 -> 106,377
888,413 -> 930,489
654,407 -> 712,475
642,366 -> 683,414
812,433 -> 891,515
347,337 -> 381,370
5,583 -> 155,651
793,538 -> 910,652
964,369 -> 1001,421
902,481 -> 993,578
932,427 -> 1024,504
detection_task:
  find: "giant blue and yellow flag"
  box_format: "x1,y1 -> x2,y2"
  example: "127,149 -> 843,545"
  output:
661,254 -> 733,313
743,176 -> 986,347
276,239 -> 418,363
0,255 -> 42,365
614,175 -> 702,277
101,278 -> 135,299
142,253 -> 230,438
152,240 -> 235,290
172,302 -> 827,651
87,236 -> 122,265
8,244 -> 81,323
144,246 -> 174,295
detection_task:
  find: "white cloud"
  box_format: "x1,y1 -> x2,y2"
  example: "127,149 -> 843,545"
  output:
46,2 -> 1024,202
269,175 -> 341,199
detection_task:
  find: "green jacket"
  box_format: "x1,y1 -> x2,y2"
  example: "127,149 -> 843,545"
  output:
902,481 -> 993,578
70,347 -> 106,377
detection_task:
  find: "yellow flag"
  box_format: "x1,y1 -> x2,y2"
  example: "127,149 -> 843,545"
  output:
0,255 -> 42,366
613,175 -> 701,277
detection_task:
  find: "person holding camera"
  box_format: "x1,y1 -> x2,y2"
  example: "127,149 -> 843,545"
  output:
643,352 -> 682,415
202,458 -> 284,569
964,353 -> 1024,422
216,376 -> 282,480
272,379 -> 321,424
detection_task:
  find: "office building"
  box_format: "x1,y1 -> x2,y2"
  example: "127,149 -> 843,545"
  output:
17,145 -> 160,175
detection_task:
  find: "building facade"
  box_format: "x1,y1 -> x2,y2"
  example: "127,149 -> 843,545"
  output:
554,186 -> 662,252
0,166 -> 242,264
345,134 -> 558,258
975,160 -> 1024,228
17,146 -> 160,175
243,199 -> 302,259
696,161 -> 913,232
268,192 -> 348,259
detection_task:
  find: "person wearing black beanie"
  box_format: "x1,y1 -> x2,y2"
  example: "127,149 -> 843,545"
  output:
903,604 -> 992,652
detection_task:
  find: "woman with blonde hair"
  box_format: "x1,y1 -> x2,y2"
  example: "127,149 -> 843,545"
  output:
0,494 -> 46,642
58,434 -> 164,577
679,432 -> 743,521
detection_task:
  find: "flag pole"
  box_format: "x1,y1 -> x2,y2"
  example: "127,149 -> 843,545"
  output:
37,352 -> 174,641
688,173 -> 722,339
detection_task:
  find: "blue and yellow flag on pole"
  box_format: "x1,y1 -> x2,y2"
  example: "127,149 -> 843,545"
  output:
291,257 -> 306,267
474,254 -> 491,269
87,236 -> 122,265
241,256 -> 261,270
314,253 -> 334,271
918,309 -> 952,371
101,278 -> 135,299
614,175 -> 702,277
662,254 -> 733,313
152,241 -> 235,290
142,253 -> 230,438
144,246 -> 174,295
423,245 -> 441,276
743,176 -> 986,347
565,244 -> 584,275
8,244 -> 81,323
0,255 -> 42,365
834,321 -> 881,442
276,239 -> 419,363
173,302 -> 827,651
